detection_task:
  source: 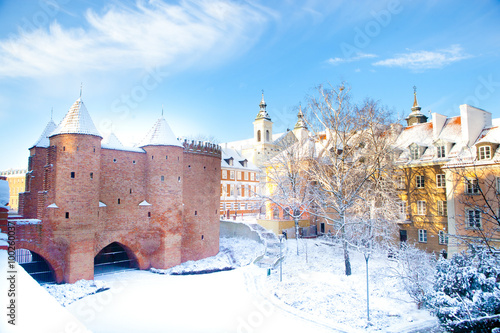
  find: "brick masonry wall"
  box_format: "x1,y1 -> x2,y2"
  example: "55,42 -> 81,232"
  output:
182,150 -> 221,262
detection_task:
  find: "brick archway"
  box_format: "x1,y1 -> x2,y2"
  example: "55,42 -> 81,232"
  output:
14,242 -> 63,283
94,241 -> 141,275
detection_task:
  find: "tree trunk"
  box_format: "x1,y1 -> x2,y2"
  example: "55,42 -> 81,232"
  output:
343,238 -> 351,276
294,216 -> 300,255
341,212 -> 351,275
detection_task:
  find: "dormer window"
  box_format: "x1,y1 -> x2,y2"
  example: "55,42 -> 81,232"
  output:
224,157 -> 234,166
478,146 -> 491,160
437,146 -> 445,158
410,144 -> 419,159
239,159 -> 248,167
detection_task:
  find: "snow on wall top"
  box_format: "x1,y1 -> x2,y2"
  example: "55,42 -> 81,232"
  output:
50,98 -> 102,138
0,179 -> 9,209
137,117 -> 183,148
31,119 -> 57,148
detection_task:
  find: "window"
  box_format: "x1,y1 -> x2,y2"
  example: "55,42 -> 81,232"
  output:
118,198 -> 121,204
178,177 -> 181,182
148,212 -> 151,217
90,172 -> 93,180
161,175 -> 164,181
230,185 -> 234,196
230,171 -> 235,179
113,158 -> 117,163
478,146 -> 491,160
194,211 -> 197,216
436,174 -> 446,188
222,170 -> 227,180
399,201 -> 407,218
466,209 -> 482,229
250,173 -> 255,181
396,176 -> 405,189
416,175 -> 425,188
410,145 -> 419,159
417,200 -> 426,215
257,130 -> 261,142
437,146 -> 446,158
65,212 -> 69,219
266,130 -> 270,142
244,172 -> 248,180
496,176 -> 500,194
237,172 -> 242,180
133,160 -> 136,164
439,230 -> 448,245
70,172 -> 75,179
437,200 -> 447,216
418,229 -> 427,243
465,178 -> 479,194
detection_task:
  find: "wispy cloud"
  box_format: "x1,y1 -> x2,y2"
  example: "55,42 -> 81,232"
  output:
326,52 -> 377,65
0,0 -> 271,77
373,44 -> 471,71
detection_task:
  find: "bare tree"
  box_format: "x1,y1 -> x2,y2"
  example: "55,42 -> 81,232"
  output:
262,136 -> 316,255
306,82 -> 399,276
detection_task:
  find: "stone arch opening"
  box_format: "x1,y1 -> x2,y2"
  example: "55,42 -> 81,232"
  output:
94,242 -> 139,276
257,130 -> 261,142
15,249 -> 56,284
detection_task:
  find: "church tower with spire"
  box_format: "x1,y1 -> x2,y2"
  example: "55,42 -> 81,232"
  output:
406,86 -> 428,126
251,91 -> 276,165
292,104 -> 309,142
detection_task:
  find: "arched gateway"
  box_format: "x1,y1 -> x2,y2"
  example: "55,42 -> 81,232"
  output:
94,242 -> 139,276
15,249 -> 56,284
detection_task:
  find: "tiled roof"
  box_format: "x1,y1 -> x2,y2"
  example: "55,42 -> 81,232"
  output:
137,117 -> 183,148
50,98 -> 101,138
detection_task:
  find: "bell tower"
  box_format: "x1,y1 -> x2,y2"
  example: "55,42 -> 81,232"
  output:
406,86 -> 428,126
253,91 -> 273,145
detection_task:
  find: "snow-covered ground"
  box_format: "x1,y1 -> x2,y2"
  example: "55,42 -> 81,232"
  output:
6,231 -> 439,332
260,238 -> 438,332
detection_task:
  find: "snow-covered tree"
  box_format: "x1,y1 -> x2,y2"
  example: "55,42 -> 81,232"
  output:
427,246 -> 500,332
306,82 -> 400,275
387,243 -> 436,308
262,135 -> 316,255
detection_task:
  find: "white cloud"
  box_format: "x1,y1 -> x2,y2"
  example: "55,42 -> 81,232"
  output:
326,52 -> 376,65
0,0 -> 271,77
373,44 -> 471,70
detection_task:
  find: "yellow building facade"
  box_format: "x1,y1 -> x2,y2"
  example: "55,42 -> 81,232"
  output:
0,169 -> 27,212
394,92 -> 500,256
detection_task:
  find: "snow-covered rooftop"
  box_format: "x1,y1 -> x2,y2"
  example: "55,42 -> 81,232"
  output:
137,117 -> 183,148
31,119 -> 57,148
221,148 -> 260,171
102,132 -> 145,153
50,98 -> 102,138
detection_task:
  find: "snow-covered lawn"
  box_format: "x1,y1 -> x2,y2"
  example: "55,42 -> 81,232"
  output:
260,238 -> 437,332
36,234 -> 438,332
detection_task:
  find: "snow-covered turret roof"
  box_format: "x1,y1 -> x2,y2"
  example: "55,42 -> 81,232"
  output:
31,119 -> 57,148
102,133 -> 144,152
137,117 -> 183,148
50,98 -> 102,138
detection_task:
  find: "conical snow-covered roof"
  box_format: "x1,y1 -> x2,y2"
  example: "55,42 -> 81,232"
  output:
50,98 -> 102,138
102,132 -> 124,150
31,119 -> 57,148
137,117 -> 183,148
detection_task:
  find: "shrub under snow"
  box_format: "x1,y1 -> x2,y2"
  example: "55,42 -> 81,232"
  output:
427,246 -> 500,332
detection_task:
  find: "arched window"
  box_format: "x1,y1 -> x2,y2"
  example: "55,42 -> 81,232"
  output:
266,130 -> 270,142
273,206 -> 280,219
257,130 -> 261,142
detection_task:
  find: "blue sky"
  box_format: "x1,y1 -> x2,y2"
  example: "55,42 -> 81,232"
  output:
1,0 -> 499,170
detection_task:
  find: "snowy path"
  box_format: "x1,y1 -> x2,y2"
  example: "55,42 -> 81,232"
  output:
66,266 -> 337,333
